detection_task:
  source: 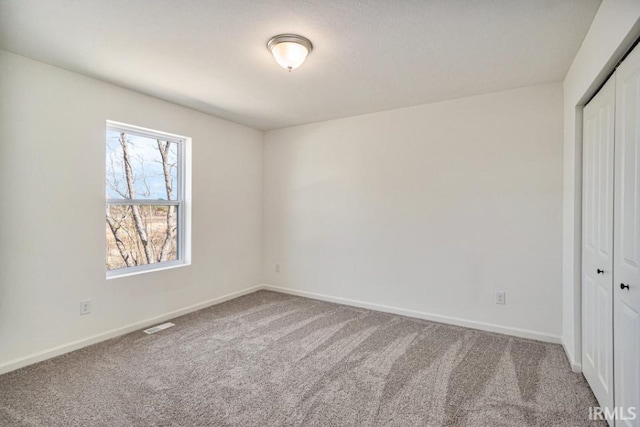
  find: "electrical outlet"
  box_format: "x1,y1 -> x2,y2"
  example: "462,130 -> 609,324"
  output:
80,300 -> 91,315
495,292 -> 506,305
275,264 -> 280,273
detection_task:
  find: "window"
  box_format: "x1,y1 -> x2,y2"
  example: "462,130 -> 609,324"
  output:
105,121 -> 190,277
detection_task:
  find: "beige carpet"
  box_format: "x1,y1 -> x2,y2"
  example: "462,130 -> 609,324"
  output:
0,290 -> 603,426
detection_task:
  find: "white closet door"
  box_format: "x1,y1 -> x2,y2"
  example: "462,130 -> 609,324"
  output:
614,43 -> 640,427
582,75 -> 616,416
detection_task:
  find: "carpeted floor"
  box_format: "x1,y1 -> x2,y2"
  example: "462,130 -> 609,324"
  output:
0,290 -> 603,426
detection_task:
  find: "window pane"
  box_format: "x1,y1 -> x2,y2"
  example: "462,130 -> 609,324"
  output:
106,130 -> 178,200
106,204 -> 178,271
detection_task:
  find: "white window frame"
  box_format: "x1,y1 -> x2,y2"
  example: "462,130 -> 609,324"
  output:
105,120 -> 191,279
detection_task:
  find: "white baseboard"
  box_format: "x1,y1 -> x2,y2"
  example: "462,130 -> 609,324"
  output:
1,283 -> 564,376
562,340 -> 583,373
260,284 -> 562,344
0,285 -> 263,376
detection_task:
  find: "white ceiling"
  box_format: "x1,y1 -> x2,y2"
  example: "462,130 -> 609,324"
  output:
0,0 -> 600,130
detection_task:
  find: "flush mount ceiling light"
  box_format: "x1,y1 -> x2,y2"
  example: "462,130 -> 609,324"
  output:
267,34 -> 313,71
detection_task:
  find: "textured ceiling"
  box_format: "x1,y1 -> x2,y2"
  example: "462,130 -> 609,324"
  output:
0,0 -> 600,130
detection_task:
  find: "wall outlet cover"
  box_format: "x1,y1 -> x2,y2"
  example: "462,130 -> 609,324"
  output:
80,300 -> 91,315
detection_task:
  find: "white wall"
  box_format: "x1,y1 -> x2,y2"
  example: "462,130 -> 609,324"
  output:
0,50 -> 264,371
5,0 -> 637,372
264,83 -> 563,341
562,0 -> 640,370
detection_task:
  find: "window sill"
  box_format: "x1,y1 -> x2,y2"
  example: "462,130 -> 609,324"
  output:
106,260 -> 191,280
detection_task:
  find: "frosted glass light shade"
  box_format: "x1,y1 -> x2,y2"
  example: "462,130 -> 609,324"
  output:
271,42 -> 309,70
267,34 -> 313,71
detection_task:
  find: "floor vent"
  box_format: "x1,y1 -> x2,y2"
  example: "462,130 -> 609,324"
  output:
144,322 -> 175,335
